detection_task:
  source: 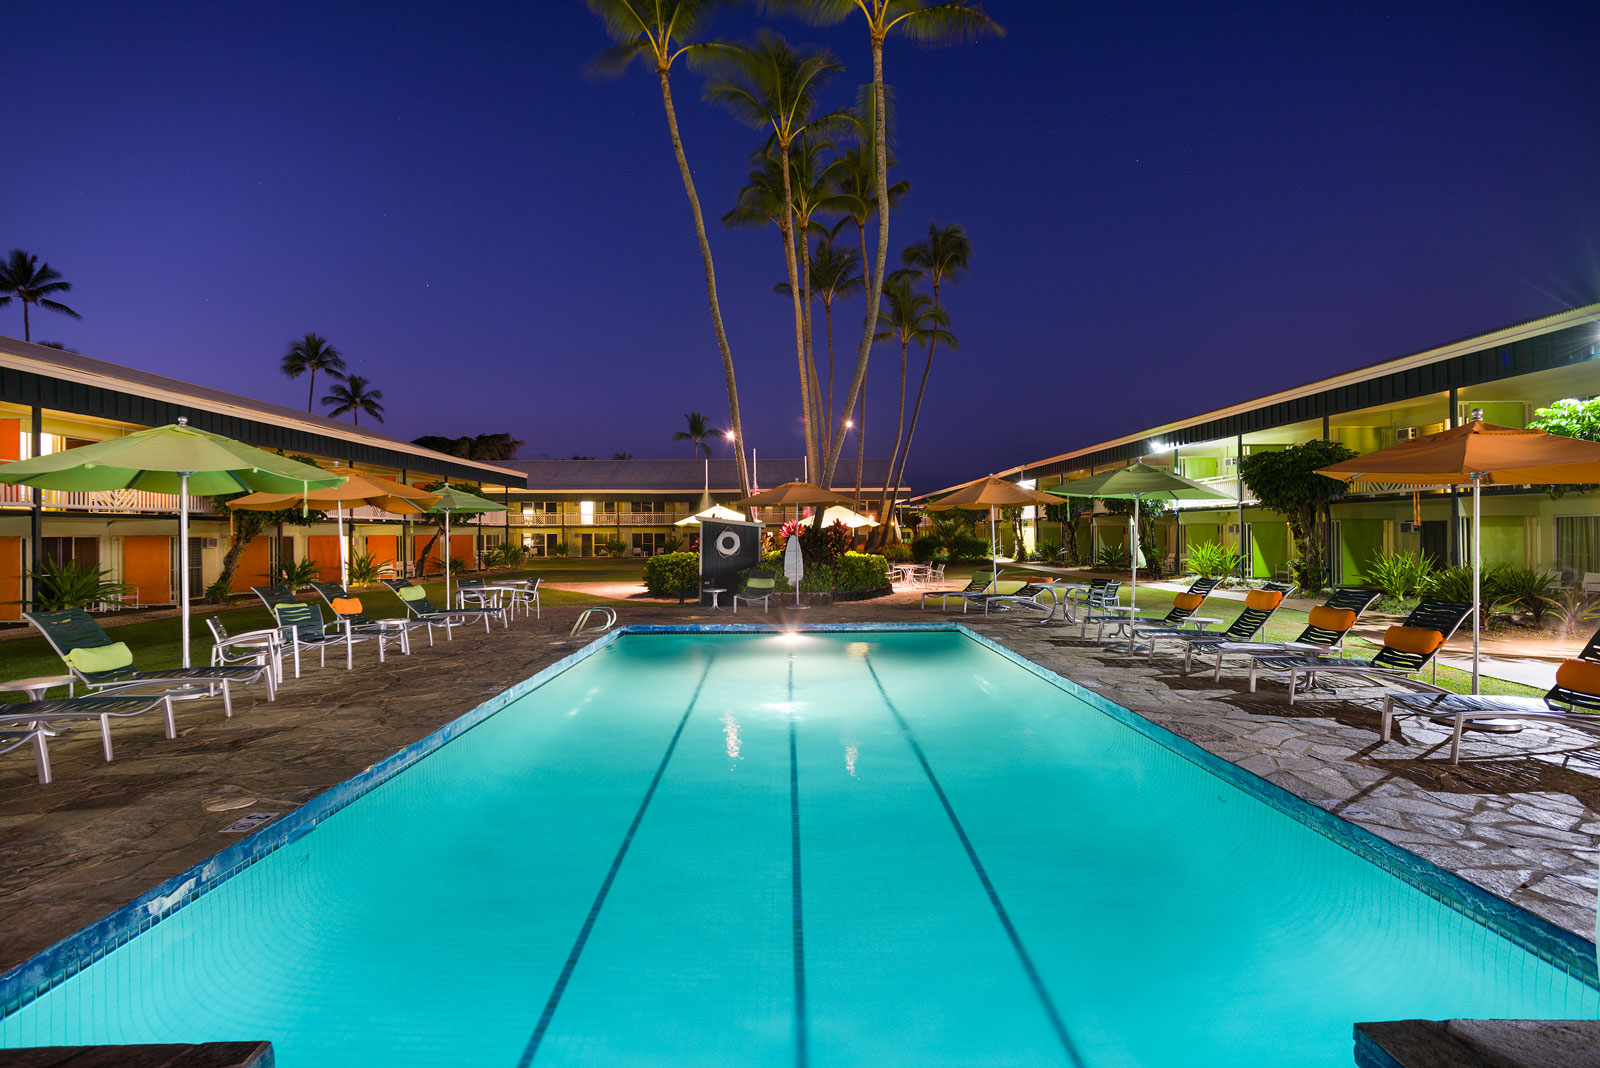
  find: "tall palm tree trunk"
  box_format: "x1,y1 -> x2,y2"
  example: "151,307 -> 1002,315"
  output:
778,140 -> 818,481
875,338 -> 908,548
306,371 -> 316,413
799,235 -> 826,480
824,50 -> 891,489
884,278 -> 942,532
22,303 -> 30,342
823,297 -> 835,432
854,380 -> 865,508
658,69 -> 752,499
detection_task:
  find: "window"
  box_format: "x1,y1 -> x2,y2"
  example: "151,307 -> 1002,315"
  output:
579,501 -> 595,525
1556,516 -> 1600,583
632,532 -> 668,555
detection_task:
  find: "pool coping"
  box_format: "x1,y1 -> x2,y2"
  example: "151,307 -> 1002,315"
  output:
1,621 -> 1594,1022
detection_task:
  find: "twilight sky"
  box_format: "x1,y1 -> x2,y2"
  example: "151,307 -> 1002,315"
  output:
8,1 -> 1599,492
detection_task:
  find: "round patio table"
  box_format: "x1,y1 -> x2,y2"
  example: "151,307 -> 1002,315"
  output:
0,675 -> 76,701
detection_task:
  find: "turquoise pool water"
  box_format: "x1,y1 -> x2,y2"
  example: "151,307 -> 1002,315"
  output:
1,629 -> 1594,1066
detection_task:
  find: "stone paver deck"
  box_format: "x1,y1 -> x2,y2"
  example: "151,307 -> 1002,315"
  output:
2,590 -> 1597,982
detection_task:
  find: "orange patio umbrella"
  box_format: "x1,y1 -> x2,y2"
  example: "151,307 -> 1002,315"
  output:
924,476 -> 1060,585
1317,411 -> 1600,692
735,481 -> 854,526
229,467 -> 441,587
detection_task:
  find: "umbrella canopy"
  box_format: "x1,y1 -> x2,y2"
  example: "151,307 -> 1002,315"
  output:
674,504 -> 749,527
228,468 -> 442,588
925,476 -> 1059,585
735,481 -> 854,507
0,420 -> 343,667
1317,416 -> 1600,693
425,485 -> 509,608
818,505 -> 879,529
1047,462 -> 1233,610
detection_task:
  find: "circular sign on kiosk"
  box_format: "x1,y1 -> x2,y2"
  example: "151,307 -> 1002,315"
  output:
715,529 -> 742,557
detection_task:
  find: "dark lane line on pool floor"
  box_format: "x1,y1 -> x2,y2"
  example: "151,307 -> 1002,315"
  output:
788,654 -> 809,1068
516,656 -> 716,1067
863,655 -> 1088,1068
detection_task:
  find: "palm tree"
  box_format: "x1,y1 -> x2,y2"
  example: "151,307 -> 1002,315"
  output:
872,274 -> 955,544
280,334 -> 348,413
703,31 -> 846,483
764,0 -> 1002,489
829,98 -> 909,299
673,411 -> 722,458
585,0 -> 752,499
0,250 -> 81,343
883,221 -> 970,525
776,235 -> 861,432
322,375 -> 385,426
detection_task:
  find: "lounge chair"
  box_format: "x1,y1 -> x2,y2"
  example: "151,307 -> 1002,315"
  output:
1065,580 -> 1122,632
732,570 -> 776,614
979,583 -> 1057,618
206,615 -> 284,684
381,578 -> 501,636
1249,597 -> 1474,705
1091,577 -> 1221,643
453,577 -> 513,626
921,576 -> 995,611
271,602 -> 366,675
1140,584 -> 1293,667
1194,586 -> 1382,680
2,693 -> 179,782
1380,626 -> 1600,763
311,581 -> 427,656
24,609 -> 275,716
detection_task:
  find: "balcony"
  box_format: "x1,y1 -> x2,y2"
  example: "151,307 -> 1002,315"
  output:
0,483 -> 209,514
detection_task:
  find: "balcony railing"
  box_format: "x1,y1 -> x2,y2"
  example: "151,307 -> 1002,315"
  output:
0,484 -> 208,513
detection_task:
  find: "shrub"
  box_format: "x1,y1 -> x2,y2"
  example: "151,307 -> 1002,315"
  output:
1036,539 -> 1065,564
1096,543 -> 1131,570
23,558 -> 136,611
882,543 -> 912,563
346,550 -> 385,586
481,542 -> 527,569
798,564 -> 836,593
1365,550 -> 1434,600
948,534 -> 989,562
1185,541 -> 1240,579
601,537 -> 629,558
642,552 -> 699,599
271,556 -> 321,590
661,534 -> 683,554
1423,565 -> 1513,623
549,540 -> 571,558
1491,567 -> 1560,625
836,552 -> 890,591
1552,587 -> 1600,638
910,536 -> 945,564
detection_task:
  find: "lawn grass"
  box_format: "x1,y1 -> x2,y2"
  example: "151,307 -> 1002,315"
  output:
0,570 -> 610,700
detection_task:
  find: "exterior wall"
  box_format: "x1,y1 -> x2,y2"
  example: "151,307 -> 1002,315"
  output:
0,536 -> 20,621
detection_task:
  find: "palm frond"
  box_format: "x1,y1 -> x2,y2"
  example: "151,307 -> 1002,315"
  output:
588,39 -> 652,76
758,0 -> 855,25
888,2 -> 1005,45
37,299 -> 81,319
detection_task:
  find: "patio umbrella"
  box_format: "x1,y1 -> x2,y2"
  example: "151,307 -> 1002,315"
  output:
1316,412 -> 1600,693
735,480 -> 854,527
0,418 -> 342,666
227,467 -> 441,587
925,476 -> 1059,586
426,484 -> 508,609
1046,463 -> 1233,610
674,504 -> 749,527
818,505 -> 879,529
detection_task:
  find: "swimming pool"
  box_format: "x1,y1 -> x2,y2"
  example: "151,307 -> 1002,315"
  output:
1,626 -> 1594,1066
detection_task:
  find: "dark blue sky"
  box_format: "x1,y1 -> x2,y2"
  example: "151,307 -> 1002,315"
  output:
9,1 -> 1599,490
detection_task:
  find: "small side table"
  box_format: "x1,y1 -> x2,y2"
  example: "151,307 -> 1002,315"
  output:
1185,616 -> 1224,633
0,675 -> 76,701
703,588 -> 727,611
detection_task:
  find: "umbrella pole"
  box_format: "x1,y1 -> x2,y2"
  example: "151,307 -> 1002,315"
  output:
1472,476 -> 1481,695
338,502 -> 348,589
444,511 -> 452,609
179,472 -> 191,669
991,506 -> 998,587
1130,495 -> 1140,611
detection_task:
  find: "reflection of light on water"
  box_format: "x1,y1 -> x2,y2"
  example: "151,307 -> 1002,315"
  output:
774,630 -> 808,645
845,641 -> 870,659
722,713 -> 742,762
844,744 -> 858,777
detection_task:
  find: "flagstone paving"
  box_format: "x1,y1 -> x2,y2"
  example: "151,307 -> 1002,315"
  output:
2,591 -> 1597,981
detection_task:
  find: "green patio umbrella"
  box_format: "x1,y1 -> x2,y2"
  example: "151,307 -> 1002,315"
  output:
0,418 -> 343,665
427,484 -> 508,608
1047,462 -> 1233,609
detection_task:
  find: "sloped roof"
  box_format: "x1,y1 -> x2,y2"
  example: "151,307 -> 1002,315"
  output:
502,457 -> 897,494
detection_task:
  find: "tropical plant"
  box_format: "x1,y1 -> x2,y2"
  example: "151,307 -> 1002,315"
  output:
673,411 -> 723,458
22,558 -> 132,611
550,540 -> 572,558
270,556 -> 321,590
280,334 -> 347,414
910,536 -> 945,563
643,551 -> 701,599
0,250 -> 81,342
411,432 -> 525,461
585,0 -> 751,498
1036,539 -> 1065,564
1096,543 -> 1132,570
482,542 -> 528,569
870,274 -> 954,545
883,221 -> 970,530
1044,497 -> 1092,565
1423,564 -> 1511,615
322,374 -> 385,425
704,31 -> 846,480
834,551 -> 889,590
1491,567 -> 1561,625
1528,397 -> 1600,496
766,0 -> 1003,493
1551,587 -> 1600,638
345,550 -> 386,587
1237,440 -> 1358,593
948,533 -> 989,562
662,534 -> 684,553
1365,550 -> 1436,600
601,537 -> 630,558
881,542 -> 912,562
1184,541 -> 1241,580
781,517 -> 851,566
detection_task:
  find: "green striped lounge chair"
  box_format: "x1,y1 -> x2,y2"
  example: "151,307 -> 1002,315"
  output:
24,609 -> 275,717
311,581 -> 426,656
2,693 -> 179,784
1139,582 -> 1295,667
1068,580 -> 1122,633
978,583 -> 1057,618
381,579 -> 500,637
920,576 -> 994,612
1194,586 -> 1381,681
1381,625 -> 1600,763
1093,577 -> 1221,643
733,570 -> 776,614
1250,597 -> 1474,706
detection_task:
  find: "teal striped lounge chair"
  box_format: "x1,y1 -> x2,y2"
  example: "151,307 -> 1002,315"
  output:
381,579 -> 501,637
1194,586 -> 1381,681
2,693 -> 179,783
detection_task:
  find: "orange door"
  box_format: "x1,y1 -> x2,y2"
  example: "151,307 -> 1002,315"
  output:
366,535 -> 398,570
450,535 -> 474,567
122,536 -> 172,605
0,537 -> 20,621
229,537 -> 274,593
308,535 -> 343,580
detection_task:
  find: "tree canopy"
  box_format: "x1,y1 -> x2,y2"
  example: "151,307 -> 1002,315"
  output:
412,432 -> 524,461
